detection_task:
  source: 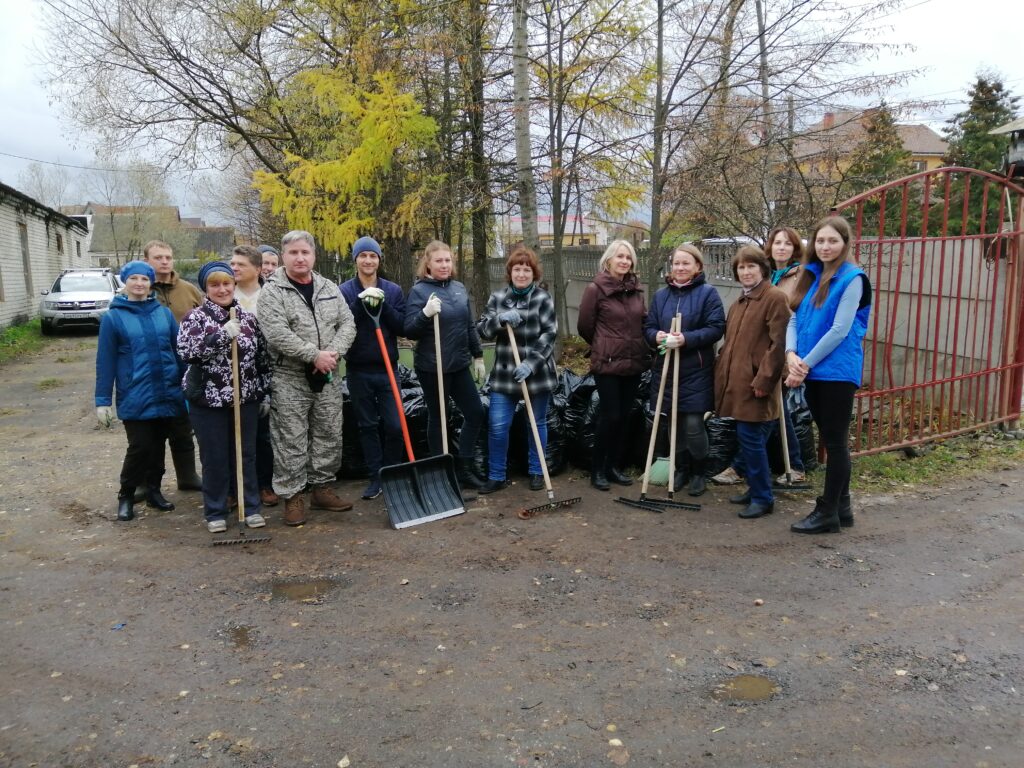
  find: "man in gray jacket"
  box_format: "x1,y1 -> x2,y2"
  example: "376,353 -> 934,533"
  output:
256,230 -> 357,525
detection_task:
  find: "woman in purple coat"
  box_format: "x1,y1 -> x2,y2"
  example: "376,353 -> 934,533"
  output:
643,244 -> 726,496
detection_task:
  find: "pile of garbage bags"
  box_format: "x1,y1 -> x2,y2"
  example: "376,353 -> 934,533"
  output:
339,367 -> 816,479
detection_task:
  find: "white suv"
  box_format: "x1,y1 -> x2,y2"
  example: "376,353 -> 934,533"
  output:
39,268 -> 122,335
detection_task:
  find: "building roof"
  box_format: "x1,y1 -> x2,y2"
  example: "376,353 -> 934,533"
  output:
1,181 -> 88,233
792,109 -> 948,160
190,227 -> 236,256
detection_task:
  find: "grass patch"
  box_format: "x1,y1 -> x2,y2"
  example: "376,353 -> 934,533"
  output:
852,432 -> 1024,492
558,335 -> 591,375
0,318 -> 50,366
54,354 -> 80,363
37,377 -> 64,390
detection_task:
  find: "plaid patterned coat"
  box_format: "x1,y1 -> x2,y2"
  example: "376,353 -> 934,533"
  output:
477,284 -> 558,396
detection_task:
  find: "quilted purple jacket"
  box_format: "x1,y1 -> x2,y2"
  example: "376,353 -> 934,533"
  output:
176,299 -> 271,407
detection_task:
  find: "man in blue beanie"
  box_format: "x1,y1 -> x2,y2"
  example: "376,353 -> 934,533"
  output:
340,236 -> 407,500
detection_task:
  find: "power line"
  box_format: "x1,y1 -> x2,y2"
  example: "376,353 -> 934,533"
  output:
0,149 -> 200,173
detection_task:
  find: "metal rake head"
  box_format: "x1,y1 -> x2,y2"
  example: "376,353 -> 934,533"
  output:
211,534 -> 272,547
517,496 -> 582,519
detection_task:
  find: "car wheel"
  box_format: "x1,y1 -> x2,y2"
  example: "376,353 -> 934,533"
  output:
40,319 -> 54,336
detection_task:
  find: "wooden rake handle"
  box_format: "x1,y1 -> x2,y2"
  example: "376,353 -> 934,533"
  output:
506,324 -> 554,500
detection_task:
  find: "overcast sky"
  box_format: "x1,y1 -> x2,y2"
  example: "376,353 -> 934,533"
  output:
1,0 -> 1020,218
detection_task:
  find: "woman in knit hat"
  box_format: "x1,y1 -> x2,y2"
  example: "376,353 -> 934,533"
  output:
177,261 -> 272,534
95,261 -> 188,521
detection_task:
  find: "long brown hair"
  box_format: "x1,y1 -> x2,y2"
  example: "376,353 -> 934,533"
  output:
790,216 -> 853,309
764,226 -> 803,268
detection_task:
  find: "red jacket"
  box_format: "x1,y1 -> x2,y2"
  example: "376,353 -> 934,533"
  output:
577,271 -> 651,376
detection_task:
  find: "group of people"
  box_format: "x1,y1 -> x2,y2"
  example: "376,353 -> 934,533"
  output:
579,215 -> 870,534
95,214 -> 870,537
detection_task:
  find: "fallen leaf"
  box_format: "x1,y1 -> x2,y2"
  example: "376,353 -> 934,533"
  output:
606,724 -> 617,732
753,598 -> 764,606
607,748 -> 630,765
608,738 -> 623,747
337,757 -> 351,768
400,579 -> 409,585
894,670 -> 908,676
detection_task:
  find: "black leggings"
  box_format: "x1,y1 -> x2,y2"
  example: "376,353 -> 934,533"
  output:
594,373 -> 641,470
804,380 -> 857,509
418,366 -> 484,459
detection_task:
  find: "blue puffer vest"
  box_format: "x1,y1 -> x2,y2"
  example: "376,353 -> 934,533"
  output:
795,261 -> 871,386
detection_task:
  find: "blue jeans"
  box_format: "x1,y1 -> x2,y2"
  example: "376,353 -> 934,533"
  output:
347,368 -> 404,477
735,420 -> 774,505
487,391 -> 550,480
733,389 -> 804,475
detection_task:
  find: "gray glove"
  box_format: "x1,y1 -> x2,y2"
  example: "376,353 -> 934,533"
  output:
513,362 -> 532,383
358,287 -> 385,309
96,406 -> 113,428
222,319 -> 242,339
472,358 -> 486,384
497,309 -> 523,328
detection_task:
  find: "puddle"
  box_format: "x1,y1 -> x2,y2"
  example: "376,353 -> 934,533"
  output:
710,674 -> 780,703
227,625 -> 255,649
270,578 -> 338,602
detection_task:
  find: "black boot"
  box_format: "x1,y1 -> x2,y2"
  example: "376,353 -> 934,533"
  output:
671,470 -> 687,494
117,489 -> 135,522
838,493 -> 854,528
606,465 -> 633,486
791,496 -> 841,534
456,458 -> 485,490
172,449 -> 203,491
133,486 -> 147,504
145,487 -> 175,511
590,466 -> 610,491
687,459 -> 707,497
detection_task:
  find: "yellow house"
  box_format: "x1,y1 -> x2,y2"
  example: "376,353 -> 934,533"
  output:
792,109 -> 948,179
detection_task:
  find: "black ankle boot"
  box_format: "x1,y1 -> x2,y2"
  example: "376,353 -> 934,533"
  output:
687,459 -> 706,496
456,458 -> 485,490
791,496 -> 840,534
838,493 -> 854,528
671,470 -> 687,493
145,488 -> 175,511
606,466 -> 633,486
590,468 -> 610,491
117,490 -> 135,522
133,486 -> 147,504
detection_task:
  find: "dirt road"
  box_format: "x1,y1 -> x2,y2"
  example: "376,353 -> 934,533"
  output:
1,335 -> 1021,767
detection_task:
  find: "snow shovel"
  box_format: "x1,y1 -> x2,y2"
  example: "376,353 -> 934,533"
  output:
213,307 -> 270,546
616,314 -> 700,514
500,325 -> 581,520
775,386 -> 812,491
368,302 -> 464,529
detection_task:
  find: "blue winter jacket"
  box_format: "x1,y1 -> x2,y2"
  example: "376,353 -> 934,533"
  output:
404,277 -> 483,373
643,273 -> 726,414
795,261 -> 871,386
95,294 -> 186,420
340,276 -> 407,372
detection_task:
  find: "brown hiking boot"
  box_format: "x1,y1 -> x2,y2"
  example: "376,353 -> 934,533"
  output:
282,494 -> 306,526
260,488 -> 280,506
310,485 -> 354,512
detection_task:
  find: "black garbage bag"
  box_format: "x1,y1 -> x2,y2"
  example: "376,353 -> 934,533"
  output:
705,415 -> 738,477
788,386 -> 818,471
562,372 -> 597,469
449,388 -> 489,478
624,370 -> 654,470
338,377 -> 368,479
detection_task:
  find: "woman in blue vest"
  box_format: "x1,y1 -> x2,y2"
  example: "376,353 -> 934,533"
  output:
784,216 -> 871,534
95,261 -> 187,522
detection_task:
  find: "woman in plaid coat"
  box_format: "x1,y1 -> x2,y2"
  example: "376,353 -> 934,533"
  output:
476,246 -> 558,494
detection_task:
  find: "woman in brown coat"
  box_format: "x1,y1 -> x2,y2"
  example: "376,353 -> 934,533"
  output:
714,246 -> 790,519
578,240 -> 651,490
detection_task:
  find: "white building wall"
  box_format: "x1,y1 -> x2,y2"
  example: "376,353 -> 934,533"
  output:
0,197 -> 89,330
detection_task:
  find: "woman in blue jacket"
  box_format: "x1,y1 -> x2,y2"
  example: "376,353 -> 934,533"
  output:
404,240 -> 487,490
785,216 -> 871,534
644,244 -> 726,496
95,261 -> 187,521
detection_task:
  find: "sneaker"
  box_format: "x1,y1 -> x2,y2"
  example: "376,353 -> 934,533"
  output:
245,513 -> 266,528
361,478 -> 383,500
207,518 -> 228,533
711,466 -> 742,485
775,470 -> 807,485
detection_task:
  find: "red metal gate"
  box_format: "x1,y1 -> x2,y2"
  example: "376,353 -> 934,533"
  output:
834,167 -> 1024,456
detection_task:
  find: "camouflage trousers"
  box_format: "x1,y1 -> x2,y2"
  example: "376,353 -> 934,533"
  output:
269,369 -> 343,499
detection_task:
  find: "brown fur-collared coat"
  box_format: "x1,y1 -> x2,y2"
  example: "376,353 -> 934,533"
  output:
714,279 -> 790,422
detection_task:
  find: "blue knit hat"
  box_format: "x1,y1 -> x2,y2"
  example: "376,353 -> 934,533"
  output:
197,261 -> 235,291
257,244 -> 279,256
120,260 -> 156,284
352,236 -> 382,261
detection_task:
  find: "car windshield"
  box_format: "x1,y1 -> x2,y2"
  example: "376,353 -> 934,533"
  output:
52,276 -> 111,293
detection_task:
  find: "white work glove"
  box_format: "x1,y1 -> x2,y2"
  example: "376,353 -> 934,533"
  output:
259,398 -> 271,418
472,358 -> 486,384
422,293 -> 442,318
222,319 -> 242,339
662,333 -> 684,349
96,406 -> 113,429
358,287 -> 385,309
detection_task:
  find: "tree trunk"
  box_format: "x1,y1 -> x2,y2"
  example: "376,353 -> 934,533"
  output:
513,0 -> 540,252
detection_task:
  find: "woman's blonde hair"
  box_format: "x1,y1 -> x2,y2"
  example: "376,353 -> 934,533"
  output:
416,240 -> 456,279
669,243 -> 705,273
598,239 -> 637,275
